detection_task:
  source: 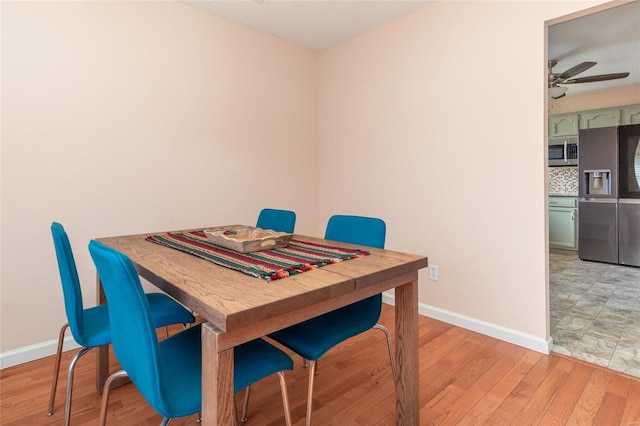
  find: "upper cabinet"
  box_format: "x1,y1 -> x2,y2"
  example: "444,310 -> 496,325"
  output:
579,107 -> 621,129
549,113 -> 579,137
550,104 -> 640,136
622,105 -> 640,125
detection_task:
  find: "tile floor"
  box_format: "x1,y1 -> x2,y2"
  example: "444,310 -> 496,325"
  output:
549,249 -> 640,378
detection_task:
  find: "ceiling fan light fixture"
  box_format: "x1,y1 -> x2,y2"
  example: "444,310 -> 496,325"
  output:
549,86 -> 568,99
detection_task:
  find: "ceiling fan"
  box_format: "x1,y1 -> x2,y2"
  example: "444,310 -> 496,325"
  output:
548,60 -> 630,99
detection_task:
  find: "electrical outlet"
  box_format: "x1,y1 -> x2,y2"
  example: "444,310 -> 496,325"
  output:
429,264 -> 439,281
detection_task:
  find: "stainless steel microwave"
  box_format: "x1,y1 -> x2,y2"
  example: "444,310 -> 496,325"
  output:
549,136 -> 578,167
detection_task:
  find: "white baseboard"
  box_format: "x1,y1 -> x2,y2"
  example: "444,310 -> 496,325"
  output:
0,336 -> 80,370
381,293 -> 552,355
2,297 -> 552,369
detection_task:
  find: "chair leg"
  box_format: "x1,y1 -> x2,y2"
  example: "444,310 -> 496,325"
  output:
160,418 -> 172,426
233,398 -> 239,426
306,360 -> 316,426
241,385 -> 251,422
278,371 -> 292,426
98,370 -> 128,426
373,323 -> 396,379
63,346 -> 92,426
47,323 -> 69,415
303,358 -> 319,375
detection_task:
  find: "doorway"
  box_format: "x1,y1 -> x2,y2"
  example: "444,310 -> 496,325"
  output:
547,1 -> 640,378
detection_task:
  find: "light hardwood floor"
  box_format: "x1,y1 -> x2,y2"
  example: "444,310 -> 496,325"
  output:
2,304 -> 640,425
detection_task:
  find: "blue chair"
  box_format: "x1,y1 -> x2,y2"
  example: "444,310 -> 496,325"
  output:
268,215 -> 395,425
256,208 -> 296,233
88,240 -> 294,426
47,222 -> 196,426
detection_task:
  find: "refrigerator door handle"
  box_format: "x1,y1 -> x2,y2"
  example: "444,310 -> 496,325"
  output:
618,198 -> 640,205
564,140 -> 568,164
579,198 -> 617,203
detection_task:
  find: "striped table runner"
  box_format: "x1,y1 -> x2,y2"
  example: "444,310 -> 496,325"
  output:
145,230 -> 369,282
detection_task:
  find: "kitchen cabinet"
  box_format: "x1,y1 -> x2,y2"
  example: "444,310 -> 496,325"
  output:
579,107 -> 621,129
549,104 -> 640,134
622,104 -> 640,125
549,114 -> 579,137
549,196 -> 578,250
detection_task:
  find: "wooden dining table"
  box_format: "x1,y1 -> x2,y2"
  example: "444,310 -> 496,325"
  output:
96,227 -> 428,425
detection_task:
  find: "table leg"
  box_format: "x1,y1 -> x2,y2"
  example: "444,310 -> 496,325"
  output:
395,280 -> 419,425
96,274 -> 108,393
202,322 -> 235,425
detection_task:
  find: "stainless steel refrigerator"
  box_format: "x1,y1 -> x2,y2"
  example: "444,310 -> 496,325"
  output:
578,124 -> 640,267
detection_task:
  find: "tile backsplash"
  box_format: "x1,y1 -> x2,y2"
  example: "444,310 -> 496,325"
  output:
548,167 -> 578,196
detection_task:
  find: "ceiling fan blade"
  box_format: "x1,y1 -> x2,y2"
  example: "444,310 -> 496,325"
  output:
563,72 -> 630,84
554,61 -> 597,83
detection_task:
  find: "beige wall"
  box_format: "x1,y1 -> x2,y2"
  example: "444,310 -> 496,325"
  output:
549,84 -> 640,114
0,1 -> 319,352
318,0 -> 607,344
1,0 -> 616,360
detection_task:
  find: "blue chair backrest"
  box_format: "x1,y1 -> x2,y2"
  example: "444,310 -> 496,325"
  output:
256,208 -> 296,233
324,215 -> 386,249
51,222 -> 87,345
88,240 -> 167,415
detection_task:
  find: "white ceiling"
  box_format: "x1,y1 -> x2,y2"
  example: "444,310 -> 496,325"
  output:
183,0 -> 430,50
548,1 -> 640,96
183,0 -> 639,97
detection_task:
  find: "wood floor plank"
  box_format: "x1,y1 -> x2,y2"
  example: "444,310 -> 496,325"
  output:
421,338 -> 514,424
620,379 -> 640,425
1,305 -> 639,426
510,356 -> 574,424
566,368 -> 611,424
593,374 -> 632,425
430,343 -> 529,424
483,353 -> 559,424
456,349 -> 542,424
536,361 -> 594,424
593,392 -> 627,425
419,333 -> 480,409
